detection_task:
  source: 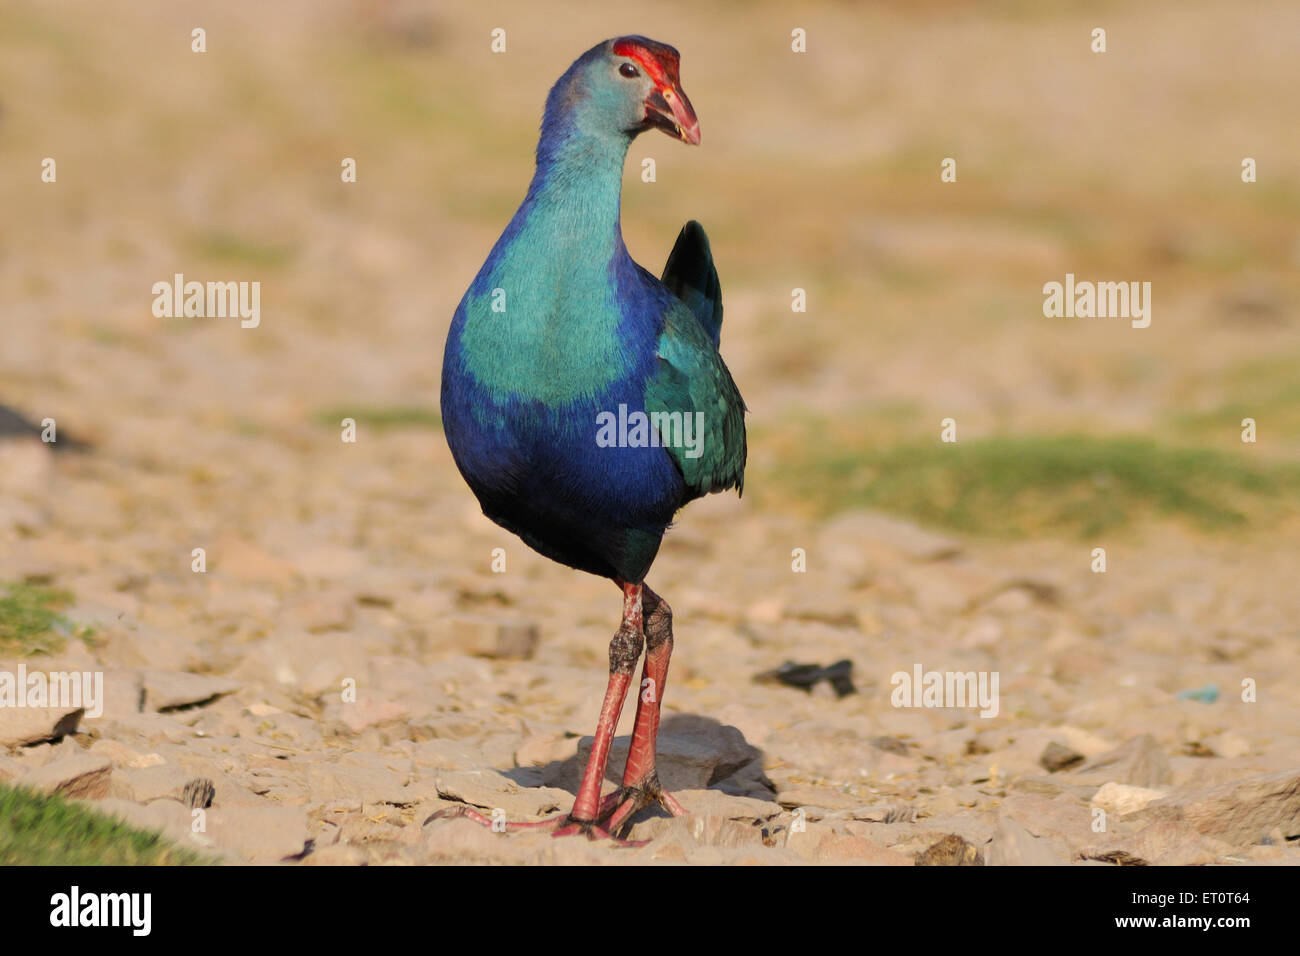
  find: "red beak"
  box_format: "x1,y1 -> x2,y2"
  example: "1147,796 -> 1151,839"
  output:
647,84 -> 700,145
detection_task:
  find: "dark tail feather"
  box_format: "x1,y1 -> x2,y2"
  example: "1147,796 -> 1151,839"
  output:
661,220 -> 723,348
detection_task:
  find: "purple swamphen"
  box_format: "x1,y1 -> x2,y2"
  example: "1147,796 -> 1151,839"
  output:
439,36 -> 747,840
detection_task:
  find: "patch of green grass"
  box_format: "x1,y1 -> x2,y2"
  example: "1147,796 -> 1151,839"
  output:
1169,355 -> 1300,450
314,405 -> 441,431
768,431 -> 1300,538
0,784 -> 209,866
0,582 -> 72,657
189,231 -> 294,268
1173,387 -> 1300,442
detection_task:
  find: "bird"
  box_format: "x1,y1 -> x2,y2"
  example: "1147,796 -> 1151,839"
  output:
438,35 -> 746,841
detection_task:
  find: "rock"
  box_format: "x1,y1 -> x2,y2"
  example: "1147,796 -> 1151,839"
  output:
486,622 -> 539,660
327,696 -> 409,733
1010,776 -> 1097,801
211,535 -> 297,586
1202,731 -> 1250,759
667,788 -> 781,823
915,833 -> 983,866
0,754 -> 25,782
408,738 -> 510,772
1040,741 -> 1085,773
447,616 -> 540,659
100,711 -> 194,744
93,798 -> 197,847
302,843 -> 368,866
303,762 -> 410,806
433,769 -> 570,820
776,786 -> 861,812
140,670 -> 239,712
21,753 -> 112,799
1091,782 -> 1166,816
1135,769 -> 1300,846
636,812 -> 766,852
111,627 -> 199,672
564,717 -> 760,792
123,763 -> 193,803
814,832 -> 911,864
422,812 -> 537,864
87,739 -> 146,766
1086,819 -> 1231,867
824,511 -> 961,562
94,670 -> 146,720
871,735 -> 909,756
1073,734 -> 1172,788
0,706 -> 83,747
283,593 -> 355,632
206,805 -> 309,862
985,816 -> 1067,866
515,732 -> 580,768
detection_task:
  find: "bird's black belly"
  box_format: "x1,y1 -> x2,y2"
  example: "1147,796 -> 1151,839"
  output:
473,484 -> 666,584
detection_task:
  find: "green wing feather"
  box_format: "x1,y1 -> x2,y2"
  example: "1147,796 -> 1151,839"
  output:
644,303 -> 747,497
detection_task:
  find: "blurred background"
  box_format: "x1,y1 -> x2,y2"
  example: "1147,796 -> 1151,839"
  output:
1,0 -> 1298,864
5,0 -> 1298,536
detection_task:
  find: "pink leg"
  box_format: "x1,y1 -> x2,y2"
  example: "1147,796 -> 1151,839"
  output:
603,586 -> 688,835
429,581 -> 647,844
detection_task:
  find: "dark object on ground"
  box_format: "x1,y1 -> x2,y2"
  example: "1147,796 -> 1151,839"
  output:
0,405 -> 90,452
183,778 -> 215,809
754,659 -> 857,698
1040,740 -> 1085,772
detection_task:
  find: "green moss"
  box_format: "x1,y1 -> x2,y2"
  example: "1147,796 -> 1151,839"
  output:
0,582 -> 72,657
767,430 -> 1300,538
189,231 -> 294,268
314,405 -> 441,431
0,784 -> 210,866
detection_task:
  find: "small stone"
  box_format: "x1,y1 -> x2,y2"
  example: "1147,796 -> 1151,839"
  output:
88,739 -> 146,767
0,706 -> 83,747
1091,781 -> 1166,816
1040,741 -> 1085,773
565,717 -> 760,793
1136,769 -> 1300,845
123,763 -> 192,803
1202,731 -> 1250,759
489,623 -> 539,660
871,735 -> 909,756
1073,734 -> 1172,788
21,753 -> 112,799
985,816 -> 1067,866
283,593 -> 355,632
206,805 -> 309,863
140,670 -> 239,712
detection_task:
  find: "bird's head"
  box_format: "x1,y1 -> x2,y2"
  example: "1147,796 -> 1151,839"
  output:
552,36 -> 701,148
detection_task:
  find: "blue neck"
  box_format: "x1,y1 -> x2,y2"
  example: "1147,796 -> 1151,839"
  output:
515,67 -> 636,268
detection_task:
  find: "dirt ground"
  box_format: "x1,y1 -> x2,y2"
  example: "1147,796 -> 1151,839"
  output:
1,0 -> 1298,864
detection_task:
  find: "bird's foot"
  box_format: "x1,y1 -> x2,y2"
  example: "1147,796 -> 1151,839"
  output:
597,772 -> 688,836
425,802 -> 649,847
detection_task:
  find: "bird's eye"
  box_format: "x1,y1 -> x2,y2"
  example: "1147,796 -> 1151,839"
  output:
619,62 -> 640,78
